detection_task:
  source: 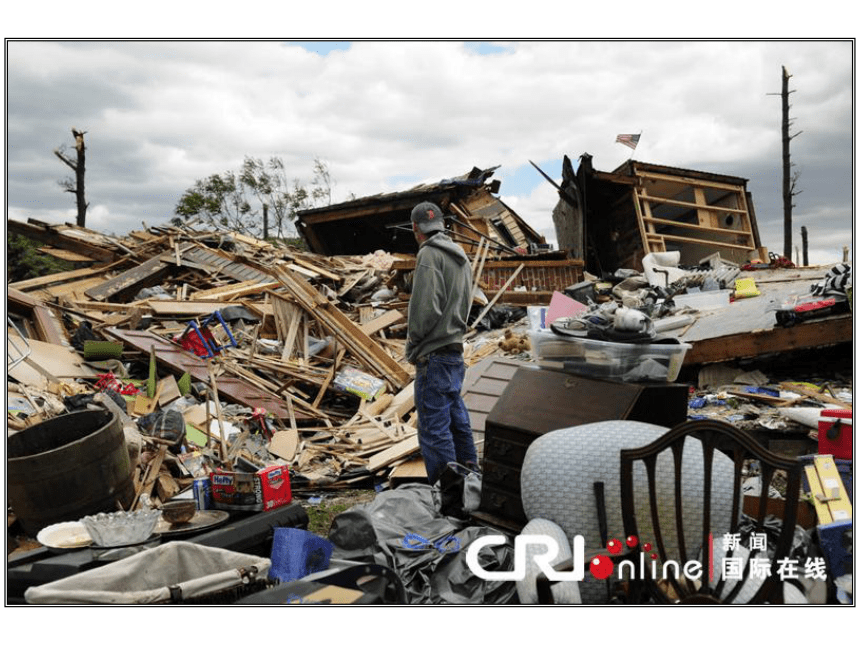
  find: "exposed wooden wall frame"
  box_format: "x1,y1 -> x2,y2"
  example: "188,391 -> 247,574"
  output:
631,167 -> 760,265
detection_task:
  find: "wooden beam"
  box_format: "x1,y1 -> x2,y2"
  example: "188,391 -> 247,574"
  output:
683,316 -> 852,365
639,193 -> 747,215
641,216 -> 753,238
470,263 -> 524,330
646,232 -> 756,253
359,309 -> 404,336
8,219 -> 119,263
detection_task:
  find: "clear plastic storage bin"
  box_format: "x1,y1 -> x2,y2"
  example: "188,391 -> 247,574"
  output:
529,330 -> 691,382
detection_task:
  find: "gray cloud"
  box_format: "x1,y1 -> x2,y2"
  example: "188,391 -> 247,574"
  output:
6,39 -> 854,266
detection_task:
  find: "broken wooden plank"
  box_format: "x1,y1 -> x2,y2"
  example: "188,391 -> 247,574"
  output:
8,218 -> 120,263
146,301 -> 226,316
469,263 -> 524,330
8,265 -> 115,291
84,255 -> 172,302
359,309 -> 405,336
365,435 -> 420,473
191,279 -> 279,301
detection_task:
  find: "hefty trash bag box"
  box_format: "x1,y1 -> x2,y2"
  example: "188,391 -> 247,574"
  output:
210,464 -> 292,512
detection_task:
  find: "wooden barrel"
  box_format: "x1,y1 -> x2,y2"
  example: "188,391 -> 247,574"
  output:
8,410 -> 135,537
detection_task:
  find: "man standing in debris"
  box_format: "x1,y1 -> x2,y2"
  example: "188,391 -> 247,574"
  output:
405,201 -> 479,485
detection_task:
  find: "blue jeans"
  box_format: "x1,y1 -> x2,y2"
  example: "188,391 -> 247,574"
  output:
414,351 -> 477,485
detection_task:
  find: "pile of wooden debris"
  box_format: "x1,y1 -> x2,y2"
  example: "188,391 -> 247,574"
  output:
7,219 -> 539,513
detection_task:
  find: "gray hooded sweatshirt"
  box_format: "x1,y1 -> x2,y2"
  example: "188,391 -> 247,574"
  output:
405,232 -> 471,364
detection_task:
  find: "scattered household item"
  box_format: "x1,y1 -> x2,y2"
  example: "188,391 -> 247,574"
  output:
160,500 -> 197,526
642,251 -> 687,288
24,541 -> 270,604
804,455 -> 852,525
526,305 -> 548,331
563,280 -> 596,305
7,409 -> 135,536
177,310 -> 238,358
238,563 -> 406,605
545,290 -> 588,326
619,419 -> 802,604
734,277 -> 760,298
268,527 -> 334,584
531,330 -> 690,382
332,366 -> 386,401
817,409 -> 853,460
80,507 -> 162,547
82,340 -> 123,360
477,368 -> 688,529
518,419 -> 735,604
210,464 -> 292,512
673,289 -> 732,311
36,521 -> 93,552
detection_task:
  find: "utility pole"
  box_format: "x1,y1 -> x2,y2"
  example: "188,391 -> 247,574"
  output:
801,225 -> 808,266
771,67 -> 803,259
54,128 -> 89,227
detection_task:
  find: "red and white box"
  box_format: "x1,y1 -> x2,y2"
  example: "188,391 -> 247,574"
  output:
210,464 -> 292,512
818,409 -> 853,461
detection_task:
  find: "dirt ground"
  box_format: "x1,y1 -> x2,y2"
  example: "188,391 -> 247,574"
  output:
297,489 -> 378,538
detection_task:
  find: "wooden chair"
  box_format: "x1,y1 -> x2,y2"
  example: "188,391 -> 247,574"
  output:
619,419 -> 803,604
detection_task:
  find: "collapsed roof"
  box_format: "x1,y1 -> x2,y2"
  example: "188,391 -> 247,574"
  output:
295,166 -> 546,256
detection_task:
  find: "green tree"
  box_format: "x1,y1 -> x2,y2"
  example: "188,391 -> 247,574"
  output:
7,234 -> 74,283
173,156 -> 333,239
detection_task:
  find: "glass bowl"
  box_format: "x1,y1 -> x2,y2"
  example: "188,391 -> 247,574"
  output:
80,508 -> 162,547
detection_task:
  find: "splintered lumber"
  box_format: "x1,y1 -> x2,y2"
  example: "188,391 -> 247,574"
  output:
84,255 -> 172,302
271,295 -> 303,361
274,267 -> 411,390
779,382 -> 851,409
389,457 -> 428,484
381,381 -> 415,421
132,445 -> 167,510
291,257 -> 343,282
365,435 -> 420,473
469,263 -> 525,330
147,301 -> 225,316
8,265 -> 115,292
359,309 -> 405,337
190,279 -> 279,301
207,363 -> 229,464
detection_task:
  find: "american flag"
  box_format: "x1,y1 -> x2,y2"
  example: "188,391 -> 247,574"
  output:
615,133 -> 641,150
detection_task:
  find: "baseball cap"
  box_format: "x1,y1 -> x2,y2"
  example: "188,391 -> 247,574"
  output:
410,201 -> 446,234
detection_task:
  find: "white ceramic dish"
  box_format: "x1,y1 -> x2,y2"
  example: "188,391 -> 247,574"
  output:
36,521 -> 94,550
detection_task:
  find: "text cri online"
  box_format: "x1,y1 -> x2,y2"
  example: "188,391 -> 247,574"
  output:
466,535 -> 708,582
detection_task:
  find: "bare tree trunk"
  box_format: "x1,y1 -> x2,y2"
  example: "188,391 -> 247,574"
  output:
72,129 -> 87,227
54,128 -> 88,227
781,67 -> 792,259
263,203 -> 269,239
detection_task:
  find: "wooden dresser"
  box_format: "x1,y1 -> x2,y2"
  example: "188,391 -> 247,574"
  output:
475,366 -> 689,529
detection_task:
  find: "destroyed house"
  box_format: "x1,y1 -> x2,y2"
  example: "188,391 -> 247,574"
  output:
552,155 -> 765,275
295,166 -> 546,256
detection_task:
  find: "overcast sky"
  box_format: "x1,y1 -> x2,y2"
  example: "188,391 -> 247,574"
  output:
5,37 -> 855,266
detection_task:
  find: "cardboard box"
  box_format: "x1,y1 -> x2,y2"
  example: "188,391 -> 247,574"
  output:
804,455 -> 852,525
210,464 -> 292,512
